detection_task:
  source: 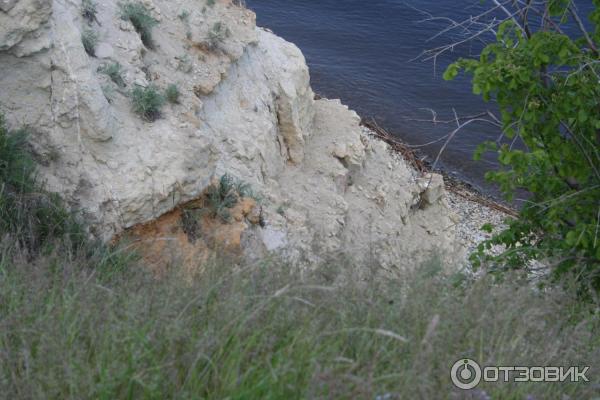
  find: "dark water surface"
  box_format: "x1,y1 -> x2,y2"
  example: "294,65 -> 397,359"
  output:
245,0 -> 591,196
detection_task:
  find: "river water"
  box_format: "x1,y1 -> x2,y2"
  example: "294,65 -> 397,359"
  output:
245,0 -> 592,196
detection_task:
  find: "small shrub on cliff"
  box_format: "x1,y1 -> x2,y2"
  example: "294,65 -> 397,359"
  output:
178,9 -> 190,21
207,21 -> 230,51
81,0 -> 98,23
192,174 -> 258,223
203,174 -> 243,222
176,54 -> 193,73
81,28 -> 98,57
130,85 -> 165,121
165,84 -> 180,104
99,62 -> 125,87
119,2 -> 158,49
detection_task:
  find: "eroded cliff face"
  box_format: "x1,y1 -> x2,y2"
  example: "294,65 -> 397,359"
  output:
0,0 -> 462,270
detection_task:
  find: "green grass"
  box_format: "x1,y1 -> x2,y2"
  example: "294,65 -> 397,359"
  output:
0,115 -> 87,253
130,85 -> 165,121
207,21 -> 230,50
176,54 -> 193,73
99,62 -> 125,87
1,253 -> 598,399
165,83 -> 180,104
178,9 -> 190,21
119,2 -> 158,49
81,28 -> 98,57
189,174 -> 258,223
81,0 -> 98,22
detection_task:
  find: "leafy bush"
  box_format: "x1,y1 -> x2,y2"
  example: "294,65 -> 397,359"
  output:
130,85 -> 165,121
165,83 -> 180,104
81,28 -> 98,56
119,2 -> 158,49
81,0 -> 98,22
444,3 -> 600,294
99,62 -> 125,87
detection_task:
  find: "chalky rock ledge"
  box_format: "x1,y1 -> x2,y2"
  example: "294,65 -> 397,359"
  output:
0,0 -> 462,270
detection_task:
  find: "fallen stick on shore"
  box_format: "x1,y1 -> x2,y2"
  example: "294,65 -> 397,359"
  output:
360,117 -> 518,218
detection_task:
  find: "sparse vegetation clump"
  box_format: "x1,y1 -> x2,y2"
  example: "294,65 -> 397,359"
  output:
165,83 -> 180,104
99,62 -> 125,87
196,174 -> 256,222
81,28 -> 98,56
178,9 -> 190,21
101,84 -> 116,103
81,0 -> 98,22
0,114 -> 82,252
0,114 -> 122,258
119,2 -> 158,49
130,85 -> 165,121
207,21 -> 230,50
176,54 -> 193,73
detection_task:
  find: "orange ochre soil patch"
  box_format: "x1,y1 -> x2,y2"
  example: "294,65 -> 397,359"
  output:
114,197 -> 260,274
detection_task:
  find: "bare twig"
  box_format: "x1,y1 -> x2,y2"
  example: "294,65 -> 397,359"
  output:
567,2 -> 599,55
491,0 -> 526,34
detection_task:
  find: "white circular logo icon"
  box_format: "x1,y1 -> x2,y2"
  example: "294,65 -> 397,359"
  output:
451,358 -> 482,390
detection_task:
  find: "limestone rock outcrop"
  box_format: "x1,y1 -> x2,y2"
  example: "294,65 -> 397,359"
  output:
0,0 -> 461,270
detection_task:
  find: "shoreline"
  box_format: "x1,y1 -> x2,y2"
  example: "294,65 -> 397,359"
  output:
360,118 -> 517,217
359,118 -> 515,256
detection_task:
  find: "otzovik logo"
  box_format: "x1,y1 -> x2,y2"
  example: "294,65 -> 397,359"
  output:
451,359 -> 482,390
450,359 -> 590,390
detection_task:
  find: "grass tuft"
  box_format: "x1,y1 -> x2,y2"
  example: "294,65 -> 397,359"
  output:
81,0 -> 98,22
81,28 -> 98,57
194,174 -> 258,222
99,62 -> 125,87
165,83 -> 180,104
119,2 -> 158,49
178,9 -> 190,21
130,85 -> 165,121
207,21 -> 230,50
0,114 -> 128,259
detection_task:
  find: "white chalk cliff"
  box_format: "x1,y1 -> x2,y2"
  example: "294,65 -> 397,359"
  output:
0,0 -> 461,269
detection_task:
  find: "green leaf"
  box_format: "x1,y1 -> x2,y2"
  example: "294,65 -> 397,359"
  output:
481,223 -> 494,233
443,64 -> 459,81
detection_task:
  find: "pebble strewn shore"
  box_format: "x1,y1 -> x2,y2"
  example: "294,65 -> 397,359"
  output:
446,190 -> 510,256
361,124 -> 514,259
